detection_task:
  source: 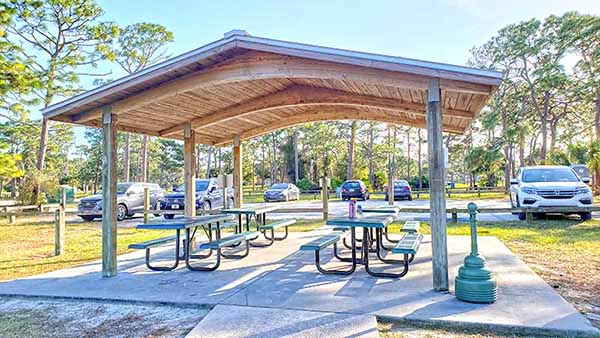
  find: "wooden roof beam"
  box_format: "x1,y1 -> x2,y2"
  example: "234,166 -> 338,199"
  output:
158,85 -> 474,137
110,54 -> 492,117
212,107 -> 464,146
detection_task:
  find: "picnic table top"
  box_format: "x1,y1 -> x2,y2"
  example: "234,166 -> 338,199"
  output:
326,215 -> 394,228
220,205 -> 280,215
361,206 -> 399,214
136,214 -> 234,230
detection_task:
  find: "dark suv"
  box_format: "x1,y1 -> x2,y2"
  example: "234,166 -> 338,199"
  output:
385,180 -> 413,201
78,182 -> 164,222
160,178 -> 234,219
341,180 -> 370,201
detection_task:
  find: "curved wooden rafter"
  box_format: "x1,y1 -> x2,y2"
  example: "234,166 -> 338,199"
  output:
210,106 -> 463,146
107,53 -> 491,117
158,84 -> 473,137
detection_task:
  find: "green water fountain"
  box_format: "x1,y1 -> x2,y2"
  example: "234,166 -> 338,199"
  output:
455,202 -> 497,303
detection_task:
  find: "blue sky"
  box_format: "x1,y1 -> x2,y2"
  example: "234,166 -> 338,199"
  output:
52,0 -> 600,142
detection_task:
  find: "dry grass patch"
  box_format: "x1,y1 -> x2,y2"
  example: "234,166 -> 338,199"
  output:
0,297 -> 207,338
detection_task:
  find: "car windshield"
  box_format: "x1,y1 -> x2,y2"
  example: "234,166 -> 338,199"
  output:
271,183 -> 288,189
175,180 -> 210,192
343,182 -> 360,188
394,181 -> 408,187
522,168 -> 580,183
116,183 -> 132,194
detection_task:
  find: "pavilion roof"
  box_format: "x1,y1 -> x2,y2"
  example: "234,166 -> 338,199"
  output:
43,30 -> 502,145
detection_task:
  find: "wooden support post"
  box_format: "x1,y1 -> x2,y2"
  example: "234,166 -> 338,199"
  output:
321,177 -> 329,221
451,208 -> 458,223
525,211 -> 533,223
427,78 -> 449,292
8,213 -> 15,224
143,187 -> 150,224
184,123 -> 196,217
101,106 -> 117,277
233,136 -> 243,208
54,187 -> 66,256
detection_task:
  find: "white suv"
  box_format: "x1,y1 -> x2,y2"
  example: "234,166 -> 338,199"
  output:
510,166 -> 593,220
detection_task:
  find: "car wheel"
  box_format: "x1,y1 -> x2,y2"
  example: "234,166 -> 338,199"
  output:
80,216 -> 95,222
201,201 -> 211,213
580,212 -> 592,221
408,195 -> 413,201
116,204 -> 128,221
518,212 -> 526,221
164,214 -> 175,220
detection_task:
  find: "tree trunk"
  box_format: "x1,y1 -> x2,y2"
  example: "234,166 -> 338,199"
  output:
217,148 -> 222,175
539,91 -> 550,164
417,129 -> 423,189
346,121 -> 357,180
141,135 -> 148,182
293,128 -> 299,183
519,96 -> 526,167
368,127 -> 374,188
406,129 -> 411,180
123,133 -> 130,181
195,145 -> 201,177
36,58 -> 60,168
271,135 -> 277,183
206,147 -> 212,177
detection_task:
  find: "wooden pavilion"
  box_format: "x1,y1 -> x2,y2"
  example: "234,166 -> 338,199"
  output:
42,30 -> 502,291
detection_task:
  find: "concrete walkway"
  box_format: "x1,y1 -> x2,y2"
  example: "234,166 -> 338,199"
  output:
0,230 -> 597,337
185,304 -> 378,338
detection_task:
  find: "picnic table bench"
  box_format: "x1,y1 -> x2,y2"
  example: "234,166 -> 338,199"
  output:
129,210 -> 296,272
300,217 -> 423,278
129,214 -> 234,271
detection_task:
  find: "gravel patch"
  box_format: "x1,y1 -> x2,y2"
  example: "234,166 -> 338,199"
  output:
0,297 -> 208,338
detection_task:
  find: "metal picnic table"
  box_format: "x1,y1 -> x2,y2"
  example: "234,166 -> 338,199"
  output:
326,215 -> 411,278
220,205 -> 281,232
136,214 -> 234,271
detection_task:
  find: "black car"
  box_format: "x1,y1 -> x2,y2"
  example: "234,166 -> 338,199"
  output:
341,180 -> 370,201
160,178 -> 234,219
77,182 -> 164,222
385,180 -> 413,201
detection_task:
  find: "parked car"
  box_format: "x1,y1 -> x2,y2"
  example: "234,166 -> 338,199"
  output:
264,183 -> 300,202
385,180 -> 413,201
341,180 -> 370,201
510,166 -> 593,221
160,178 -> 234,219
78,182 -> 164,222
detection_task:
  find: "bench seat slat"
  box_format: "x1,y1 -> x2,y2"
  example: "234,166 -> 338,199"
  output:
300,234 -> 340,251
198,231 -> 259,250
259,219 -> 296,230
391,233 -> 423,255
129,235 -> 177,250
401,221 -> 420,233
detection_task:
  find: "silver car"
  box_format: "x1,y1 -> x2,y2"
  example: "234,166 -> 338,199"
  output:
264,183 -> 300,202
78,182 -> 164,221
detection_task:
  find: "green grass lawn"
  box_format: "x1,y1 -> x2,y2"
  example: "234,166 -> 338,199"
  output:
1,214 -> 598,328
0,219 -> 172,281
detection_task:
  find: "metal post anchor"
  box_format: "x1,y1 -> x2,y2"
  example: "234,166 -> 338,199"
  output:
455,202 -> 497,303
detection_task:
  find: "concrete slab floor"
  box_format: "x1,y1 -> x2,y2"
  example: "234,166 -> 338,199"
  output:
0,230 -> 596,337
